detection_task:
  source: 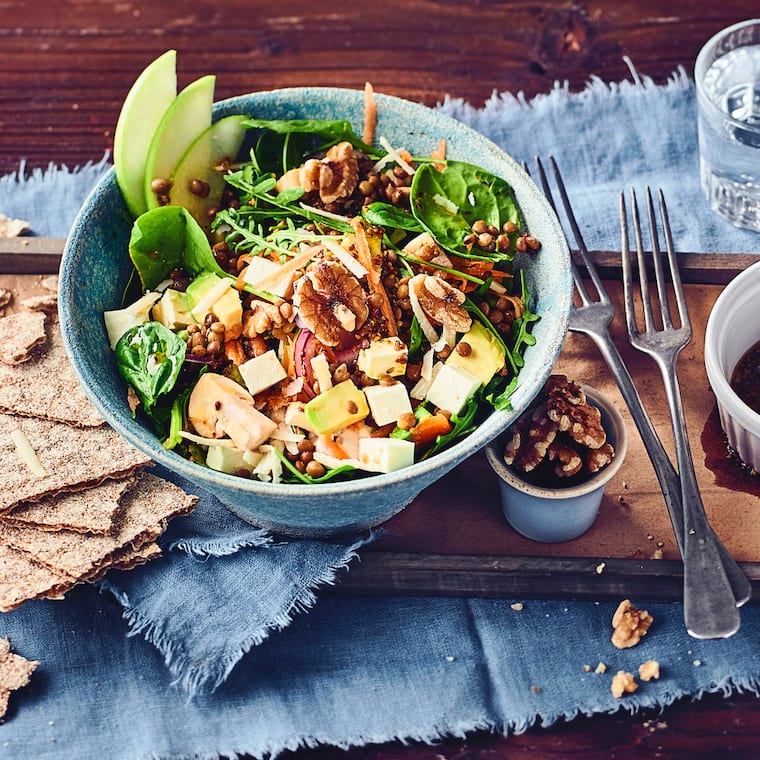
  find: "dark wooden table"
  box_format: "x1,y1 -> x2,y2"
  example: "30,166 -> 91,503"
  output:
2,2 -> 760,757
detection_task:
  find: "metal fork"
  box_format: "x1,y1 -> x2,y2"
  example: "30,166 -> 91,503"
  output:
528,158 -> 750,637
621,188 -> 745,638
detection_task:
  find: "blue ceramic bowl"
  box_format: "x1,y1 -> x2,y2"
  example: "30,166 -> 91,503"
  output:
485,386 -> 628,543
59,87 -> 572,538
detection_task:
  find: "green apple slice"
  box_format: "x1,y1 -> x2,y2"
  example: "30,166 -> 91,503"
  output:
167,115 -> 247,229
113,49 -> 177,217
144,74 -> 215,210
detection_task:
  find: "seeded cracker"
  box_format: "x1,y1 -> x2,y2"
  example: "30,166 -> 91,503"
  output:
0,413 -> 152,513
0,310 -> 47,365
5,476 -> 135,535
0,472 -> 197,581
0,543 -> 72,612
20,293 -> 58,314
0,315 -> 104,427
0,637 -> 38,720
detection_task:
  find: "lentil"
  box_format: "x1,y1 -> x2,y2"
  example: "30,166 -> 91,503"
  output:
305,460 -> 326,478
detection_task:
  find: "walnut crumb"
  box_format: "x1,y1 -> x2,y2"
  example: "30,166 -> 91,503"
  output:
611,599 -> 653,649
594,662 -> 607,674
611,670 -> 638,698
639,660 -> 660,682
582,664 -> 592,672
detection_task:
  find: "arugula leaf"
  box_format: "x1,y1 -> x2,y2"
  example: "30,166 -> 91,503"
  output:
115,321 -> 187,417
423,394 -> 480,459
410,161 -> 521,258
128,206 -> 227,291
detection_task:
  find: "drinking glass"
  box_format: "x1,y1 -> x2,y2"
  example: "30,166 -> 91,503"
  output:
695,19 -> 760,231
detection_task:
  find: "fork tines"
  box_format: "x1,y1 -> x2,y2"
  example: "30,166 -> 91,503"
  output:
620,188 -> 691,341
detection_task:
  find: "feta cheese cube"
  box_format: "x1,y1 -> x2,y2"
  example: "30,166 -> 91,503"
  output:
357,337 -> 408,378
358,437 -> 415,473
238,350 -> 288,397
424,363 -> 481,415
363,382 -> 413,427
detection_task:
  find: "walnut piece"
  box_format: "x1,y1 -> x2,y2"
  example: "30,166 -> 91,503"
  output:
298,141 -> 359,204
293,260 -> 369,346
547,441 -> 583,478
502,375 -> 616,482
638,660 -> 660,682
409,273 -> 472,333
611,670 -> 638,698
586,442 -> 615,473
503,405 -> 558,472
243,300 -> 289,337
546,386 -> 606,449
611,599 -> 653,649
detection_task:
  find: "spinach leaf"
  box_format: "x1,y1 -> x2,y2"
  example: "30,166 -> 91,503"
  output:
128,206 -> 227,291
272,447 -> 358,484
163,384 -> 194,451
410,161 -> 521,257
243,118 -> 378,156
362,202 -> 423,232
115,321 -> 187,417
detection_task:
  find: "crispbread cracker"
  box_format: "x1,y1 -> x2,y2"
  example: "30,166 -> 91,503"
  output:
0,637 -> 38,720
20,294 -> 58,314
5,476 -> 135,535
91,542 -> 162,579
0,413 -> 152,513
0,315 -> 104,427
0,310 -> 47,365
0,472 -> 197,580
0,543 -> 73,612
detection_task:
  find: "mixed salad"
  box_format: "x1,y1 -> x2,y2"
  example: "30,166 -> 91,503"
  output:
107,81 -> 542,485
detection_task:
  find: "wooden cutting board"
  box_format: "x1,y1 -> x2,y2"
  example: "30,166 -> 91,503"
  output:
3,243 -> 759,601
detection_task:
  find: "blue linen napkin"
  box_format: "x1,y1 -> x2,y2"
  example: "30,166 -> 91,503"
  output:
1,64 -> 759,759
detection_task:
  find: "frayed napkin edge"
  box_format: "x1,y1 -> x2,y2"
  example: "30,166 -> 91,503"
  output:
168,677 -> 760,760
173,671 -> 760,760
168,529 -> 273,557
436,58 -> 692,124
0,153 -> 111,188
106,535 -> 370,697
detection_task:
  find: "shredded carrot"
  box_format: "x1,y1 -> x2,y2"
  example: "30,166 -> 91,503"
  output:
431,138 -> 447,170
315,435 -> 351,460
371,423 -> 396,438
363,82 -> 377,145
350,218 -> 398,336
237,245 -> 319,293
409,413 -> 452,445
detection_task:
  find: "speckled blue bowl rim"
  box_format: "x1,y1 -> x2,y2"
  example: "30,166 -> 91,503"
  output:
59,86 -> 572,537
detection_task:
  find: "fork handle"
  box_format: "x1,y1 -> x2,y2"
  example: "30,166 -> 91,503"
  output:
578,328 -> 752,611
658,360 -> 743,637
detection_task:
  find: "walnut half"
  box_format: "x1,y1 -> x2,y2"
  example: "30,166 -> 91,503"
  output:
293,260 -> 369,346
408,274 -> 472,333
